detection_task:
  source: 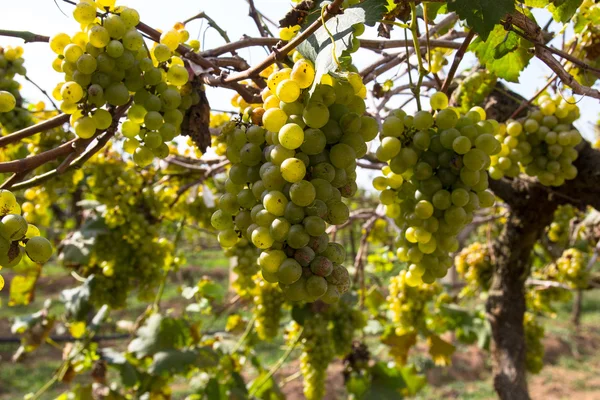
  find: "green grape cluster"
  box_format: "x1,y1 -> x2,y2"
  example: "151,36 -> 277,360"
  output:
224,237 -> 260,298
454,242 -> 493,296
387,270 -> 441,336
212,58 -> 374,303
0,46 -> 34,131
253,279 -> 285,340
373,92 -> 498,286
72,152 -> 175,308
329,299 -> 365,356
288,314 -> 335,400
50,1 -> 201,166
452,70 -> 497,114
546,204 -> 578,245
524,312 -> 544,374
0,190 -> 53,278
488,94 -> 582,186
556,247 -> 589,289
428,50 -> 449,74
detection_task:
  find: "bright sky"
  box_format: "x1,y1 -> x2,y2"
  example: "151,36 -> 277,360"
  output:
1,0 -> 598,190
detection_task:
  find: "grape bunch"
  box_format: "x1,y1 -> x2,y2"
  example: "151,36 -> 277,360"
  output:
524,312 -> 544,374
546,204 -> 578,245
0,46 -> 34,131
0,190 -> 53,290
451,70 -> 497,114
224,237 -> 260,298
454,242 -> 493,296
212,58 -> 375,303
50,1 -> 200,166
488,94 -> 582,186
287,314 -> 334,400
387,270 -> 441,336
556,247 -> 589,289
329,299 -> 366,356
253,279 -> 285,340
373,91 -> 498,286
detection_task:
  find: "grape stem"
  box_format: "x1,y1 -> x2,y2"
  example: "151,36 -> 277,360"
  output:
182,11 -> 232,43
441,30 -> 476,95
409,2 -> 427,111
24,75 -> 59,110
0,29 -> 50,43
219,0 -> 345,84
246,0 -> 273,38
503,12 -> 600,100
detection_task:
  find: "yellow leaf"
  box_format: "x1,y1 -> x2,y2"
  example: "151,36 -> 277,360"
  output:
69,322 -> 86,339
0,274 -> 4,291
428,334 -> 455,366
381,330 -> 417,365
9,271 -> 40,306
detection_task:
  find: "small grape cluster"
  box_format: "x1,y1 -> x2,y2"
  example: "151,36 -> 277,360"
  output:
373,92 -> 497,286
489,94 -> 582,186
224,237 -> 260,298
546,204 -> 578,245
387,270 -> 441,336
330,299 -> 365,356
0,190 -> 53,291
556,247 -> 589,289
0,46 -> 34,131
524,312 -> 545,374
50,0 -> 200,166
454,242 -> 493,296
253,279 -> 285,340
72,153 -> 175,308
212,58 -> 375,303
452,70 -> 497,114
287,314 -> 334,400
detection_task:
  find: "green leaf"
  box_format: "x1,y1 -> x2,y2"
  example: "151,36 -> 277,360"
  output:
60,276 -> 93,321
380,327 -> 417,365
447,0 -> 515,41
493,31 -> 520,58
148,349 -> 200,375
100,348 -> 139,387
355,0 -> 388,26
523,0 -> 548,7
426,2 -> 448,20
470,24 -> 533,82
362,362 -> 424,399
127,314 -> 190,358
249,372 -> 285,400
298,7 -> 366,94
8,271 -> 40,306
549,0 -> 583,22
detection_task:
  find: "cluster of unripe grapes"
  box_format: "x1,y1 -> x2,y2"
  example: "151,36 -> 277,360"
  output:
212,58 -> 374,303
488,94 -> 582,186
452,70 -> 497,114
0,46 -> 33,131
524,312 -> 544,374
287,314 -> 334,400
373,92 -> 497,286
454,241 -> 493,295
224,237 -> 260,297
50,0 -> 199,167
546,204 -> 578,245
387,269 -> 441,336
556,247 -> 589,289
253,279 -> 285,340
0,190 -> 53,290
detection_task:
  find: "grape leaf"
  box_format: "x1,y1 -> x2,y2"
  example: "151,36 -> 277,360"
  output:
427,335 -> 456,366
523,0 -> 548,7
549,0 -> 583,22
9,271 -> 40,306
128,314 -> 191,358
358,0 -> 388,26
447,0 -> 515,41
380,328 -> 417,365
100,348 -> 139,387
248,372 -> 286,400
298,7 -> 366,94
470,24 -> 533,82
362,362 -> 427,398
